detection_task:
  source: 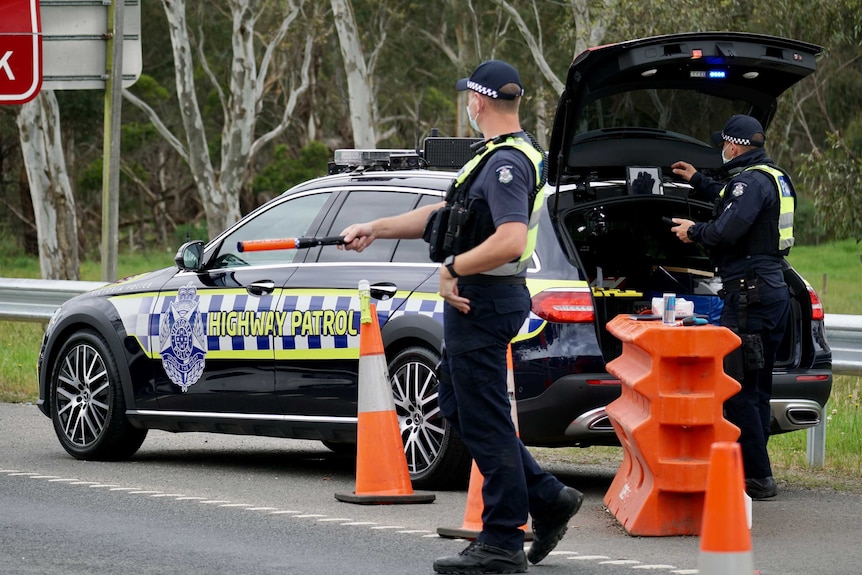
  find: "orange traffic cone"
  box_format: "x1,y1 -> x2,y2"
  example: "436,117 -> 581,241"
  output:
437,345 -> 532,539
335,282 -> 435,505
697,442 -> 753,574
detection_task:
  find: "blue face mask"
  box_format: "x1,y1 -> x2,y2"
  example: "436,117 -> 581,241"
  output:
466,100 -> 480,133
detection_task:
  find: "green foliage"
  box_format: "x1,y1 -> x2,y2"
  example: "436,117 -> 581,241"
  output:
130,74 -> 172,102
252,142 -> 330,196
797,132 -> 862,242
793,196 -> 829,245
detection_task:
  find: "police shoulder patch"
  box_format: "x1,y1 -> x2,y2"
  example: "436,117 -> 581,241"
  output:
732,182 -> 747,197
496,165 -> 514,184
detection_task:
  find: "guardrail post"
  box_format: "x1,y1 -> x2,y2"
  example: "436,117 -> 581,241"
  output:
806,417 -> 827,468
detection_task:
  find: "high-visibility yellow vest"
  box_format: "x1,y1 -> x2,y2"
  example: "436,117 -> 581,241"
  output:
453,135 -> 545,274
720,164 -> 795,253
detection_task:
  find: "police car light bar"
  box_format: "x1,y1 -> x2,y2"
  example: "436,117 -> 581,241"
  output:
333,149 -> 416,169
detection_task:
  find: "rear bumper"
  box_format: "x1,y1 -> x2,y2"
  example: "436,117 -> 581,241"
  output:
517,368 -> 833,446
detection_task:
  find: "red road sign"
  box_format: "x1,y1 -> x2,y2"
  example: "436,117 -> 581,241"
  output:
0,0 -> 42,104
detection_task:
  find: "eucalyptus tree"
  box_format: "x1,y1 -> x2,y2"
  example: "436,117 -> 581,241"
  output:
124,0 -> 315,239
16,91 -> 79,279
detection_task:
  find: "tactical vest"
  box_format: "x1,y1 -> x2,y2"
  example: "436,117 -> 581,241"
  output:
719,164 -> 795,256
450,135 -> 545,275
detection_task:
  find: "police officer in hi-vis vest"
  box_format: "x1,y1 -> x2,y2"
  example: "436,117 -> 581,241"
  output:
341,60 -> 583,575
670,115 -> 797,501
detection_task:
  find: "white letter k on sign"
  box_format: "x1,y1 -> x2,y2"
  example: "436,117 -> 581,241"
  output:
0,51 -> 15,81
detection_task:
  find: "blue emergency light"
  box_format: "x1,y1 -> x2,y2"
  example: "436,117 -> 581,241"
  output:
708,70 -> 727,79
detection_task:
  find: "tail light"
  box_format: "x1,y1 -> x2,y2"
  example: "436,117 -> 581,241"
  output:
807,285 -> 824,321
531,288 -> 595,323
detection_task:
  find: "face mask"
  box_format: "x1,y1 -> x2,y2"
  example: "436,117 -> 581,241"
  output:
721,143 -> 732,164
466,100 -> 481,133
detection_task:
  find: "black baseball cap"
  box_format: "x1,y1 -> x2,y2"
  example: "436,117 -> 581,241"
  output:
711,115 -> 766,148
456,60 -> 524,100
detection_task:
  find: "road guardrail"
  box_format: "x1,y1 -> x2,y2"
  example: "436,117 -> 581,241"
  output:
0,277 -> 860,375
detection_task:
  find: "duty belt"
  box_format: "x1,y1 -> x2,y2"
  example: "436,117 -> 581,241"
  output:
718,277 -> 759,298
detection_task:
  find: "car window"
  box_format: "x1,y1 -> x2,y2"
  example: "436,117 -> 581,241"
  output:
213,192 -> 332,268
318,190 -> 420,263
392,194 -> 441,264
578,89 -> 750,145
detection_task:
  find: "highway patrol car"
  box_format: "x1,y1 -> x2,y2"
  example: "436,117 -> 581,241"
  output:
37,32 -> 832,490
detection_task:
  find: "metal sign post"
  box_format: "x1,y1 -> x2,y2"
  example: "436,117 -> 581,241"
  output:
100,0 -> 124,283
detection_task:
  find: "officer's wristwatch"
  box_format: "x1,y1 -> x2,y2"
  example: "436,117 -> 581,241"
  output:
686,225 -> 696,242
443,255 -> 460,278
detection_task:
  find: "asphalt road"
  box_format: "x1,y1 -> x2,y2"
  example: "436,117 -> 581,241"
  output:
1,402 -> 860,575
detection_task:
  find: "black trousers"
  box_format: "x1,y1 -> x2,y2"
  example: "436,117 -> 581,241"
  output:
439,283 -> 564,551
720,282 -> 790,479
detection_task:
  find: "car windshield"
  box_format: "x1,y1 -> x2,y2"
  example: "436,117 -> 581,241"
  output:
576,88 -> 755,145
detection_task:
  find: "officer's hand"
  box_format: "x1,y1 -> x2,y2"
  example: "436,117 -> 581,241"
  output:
671,161 -> 697,182
631,171 -> 655,195
439,268 -> 470,314
671,218 -> 695,243
339,223 -> 375,252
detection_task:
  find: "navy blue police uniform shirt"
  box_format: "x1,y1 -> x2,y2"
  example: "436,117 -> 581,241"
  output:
465,134 -> 535,277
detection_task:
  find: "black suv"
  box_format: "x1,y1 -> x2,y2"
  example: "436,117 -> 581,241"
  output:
37,32 -> 831,489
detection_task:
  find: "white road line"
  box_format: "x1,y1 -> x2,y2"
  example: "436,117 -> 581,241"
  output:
245,507 -> 279,511
150,494 -> 186,498
9,472 -> 39,476
568,555 -> 611,561
317,517 -> 354,522
199,500 -> 232,505
294,514 -> 327,518
670,570 -> 699,574
269,510 -> 303,515
632,565 -> 679,570
0,470 -> 21,473
600,559 -> 642,565
109,487 -> 141,491
48,478 -> 80,482
175,496 -> 206,501
341,521 -> 377,526
371,525 -> 404,530
29,475 -> 59,479
88,484 -> 120,488
219,503 -> 253,508
128,490 -> 163,495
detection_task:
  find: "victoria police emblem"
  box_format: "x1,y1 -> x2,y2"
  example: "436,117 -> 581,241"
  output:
496,165 -> 513,184
159,283 -> 206,392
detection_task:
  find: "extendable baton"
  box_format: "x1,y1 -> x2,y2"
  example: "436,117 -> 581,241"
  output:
236,236 -> 346,252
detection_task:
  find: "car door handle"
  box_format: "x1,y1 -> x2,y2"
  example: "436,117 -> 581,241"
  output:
370,282 -> 397,301
247,280 -> 276,296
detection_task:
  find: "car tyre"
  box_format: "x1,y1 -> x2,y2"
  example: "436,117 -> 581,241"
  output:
50,329 -> 147,461
388,345 -> 470,490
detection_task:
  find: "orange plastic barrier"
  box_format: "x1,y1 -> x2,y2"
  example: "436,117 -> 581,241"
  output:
602,314 -> 741,536
698,442 -> 754,574
437,346 -> 532,539
334,299 -> 435,505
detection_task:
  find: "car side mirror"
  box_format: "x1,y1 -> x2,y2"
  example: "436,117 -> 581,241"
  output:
175,241 -> 205,271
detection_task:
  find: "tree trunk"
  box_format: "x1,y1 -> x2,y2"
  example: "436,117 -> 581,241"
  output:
162,0 -> 234,239
330,0 -> 377,148
16,91 -> 80,280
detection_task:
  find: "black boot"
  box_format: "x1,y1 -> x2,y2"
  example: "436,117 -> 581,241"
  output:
745,476 -> 777,500
433,541 -> 527,574
527,486 -> 584,565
